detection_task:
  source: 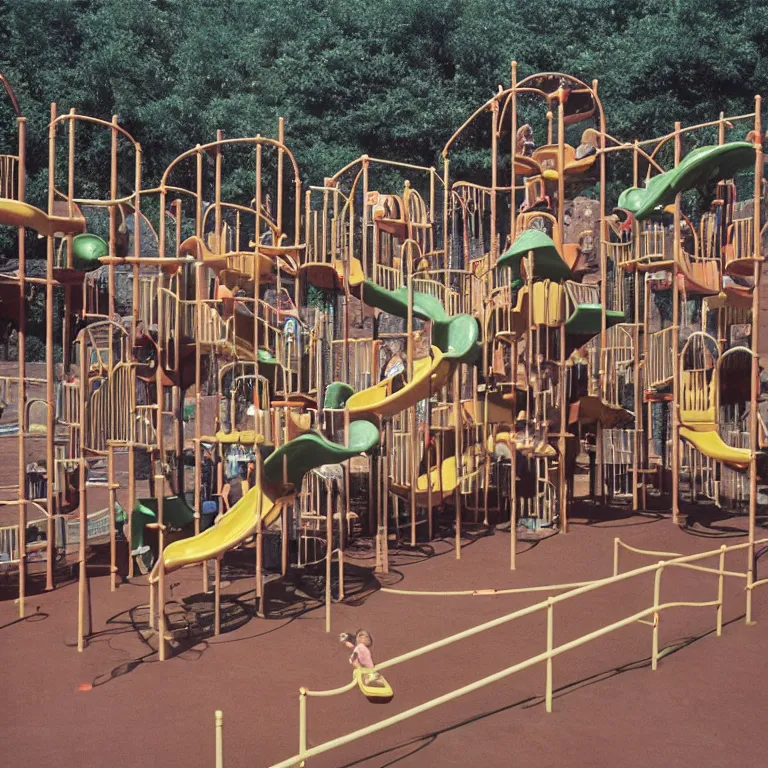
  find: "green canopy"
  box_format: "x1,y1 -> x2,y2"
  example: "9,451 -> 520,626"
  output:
497,229 -> 573,282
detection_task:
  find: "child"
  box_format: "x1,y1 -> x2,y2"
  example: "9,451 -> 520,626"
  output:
340,629 -> 389,691
340,629 -> 374,669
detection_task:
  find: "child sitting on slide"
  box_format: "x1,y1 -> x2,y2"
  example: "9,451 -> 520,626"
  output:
339,629 -> 387,688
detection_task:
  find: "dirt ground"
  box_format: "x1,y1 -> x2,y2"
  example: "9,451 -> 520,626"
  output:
2,471 -> 768,768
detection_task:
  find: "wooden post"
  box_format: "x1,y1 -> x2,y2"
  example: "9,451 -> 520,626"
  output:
748,96 -> 762,581
671,122 -> 682,524
45,103 -> 57,595
17,114 -> 27,610
77,335 -> 88,651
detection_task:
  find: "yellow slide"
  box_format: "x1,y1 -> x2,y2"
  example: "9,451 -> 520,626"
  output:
151,482 -> 288,578
679,370 -> 751,470
0,199 -> 86,237
345,347 -> 453,419
679,426 -> 751,470
392,454 -> 472,507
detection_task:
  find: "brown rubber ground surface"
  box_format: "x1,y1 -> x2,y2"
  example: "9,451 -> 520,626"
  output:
2,474 -> 768,767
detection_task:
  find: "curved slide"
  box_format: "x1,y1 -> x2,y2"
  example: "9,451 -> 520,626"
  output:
324,282 -> 480,419
0,199 -> 86,237
153,421 -> 380,576
618,142 -> 755,221
391,454 -> 473,507
679,426 -> 751,471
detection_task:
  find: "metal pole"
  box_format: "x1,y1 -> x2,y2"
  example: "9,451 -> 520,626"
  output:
215,710 -> 224,768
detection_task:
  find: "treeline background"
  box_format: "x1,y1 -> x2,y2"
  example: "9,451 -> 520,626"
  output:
0,0 -> 766,356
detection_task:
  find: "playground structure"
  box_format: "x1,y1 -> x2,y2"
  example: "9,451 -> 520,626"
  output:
0,65 -> 765,666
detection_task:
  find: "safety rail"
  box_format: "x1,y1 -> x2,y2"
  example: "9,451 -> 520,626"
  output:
639,222 -> 671,264
646,326 -> 676,388
158,288 -> 230,349
0,375 -> 46,408
563,279 -> 599,318
603,234 -> 635,270
330,337 -> 378,391
417,268 -> 477,315
602,428 -> 635,499
85,363 -> 146,452
412,277 -> 461,316
0,153 -> 19,200
699,212 -> 719,261
0,503 -> 115,569
725,217 -> 758,274
373,261 -> 401,292
260,536 -> 768,768
137,273 -> 160,330
683,439 -> 717,503
599,324 -> 635,407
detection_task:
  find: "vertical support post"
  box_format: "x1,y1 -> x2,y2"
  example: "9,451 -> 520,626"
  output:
214,556 -> 221,636
325,480 -> 332,633
17,114 -> 28,609
490,98 -> 498,263
299,688 -> 308,757
671,122 -> 682,524
558,308 -> 568,532
77,334 -> 88,651
510,61 -> 518,240
45,103 -> 57,596
716,544 -> 726,636
214,710 -> 224,768
108,443 -> 116,591
453,365 -> 462,559
545,596 -> 554,713
651,563 -> 664,670
748,95 -> 762,591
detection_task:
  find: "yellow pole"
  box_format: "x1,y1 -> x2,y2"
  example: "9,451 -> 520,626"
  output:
545,596 -> 554,712
716,544 -> 726,636
215,710 -> 224,768
651,563 -> 664,670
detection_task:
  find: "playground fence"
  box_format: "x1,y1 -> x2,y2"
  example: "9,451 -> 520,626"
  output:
243,535 -> 768,768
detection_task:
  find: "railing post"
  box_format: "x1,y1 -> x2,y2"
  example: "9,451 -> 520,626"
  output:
545,596 -> 554,713
651,562 -> 664,670
299,687 -> 308,761
613,537 -> 620,577
716,544 -> 726,636
215,710 -> 224,768
746,566 -> 754,626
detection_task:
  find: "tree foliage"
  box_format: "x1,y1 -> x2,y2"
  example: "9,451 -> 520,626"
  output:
2,0 -> 766,207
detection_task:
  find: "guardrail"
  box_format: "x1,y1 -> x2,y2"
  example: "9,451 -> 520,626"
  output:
247,535 -> 767,768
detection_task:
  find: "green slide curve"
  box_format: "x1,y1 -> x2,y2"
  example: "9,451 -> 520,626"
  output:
618,142 -> 755,221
